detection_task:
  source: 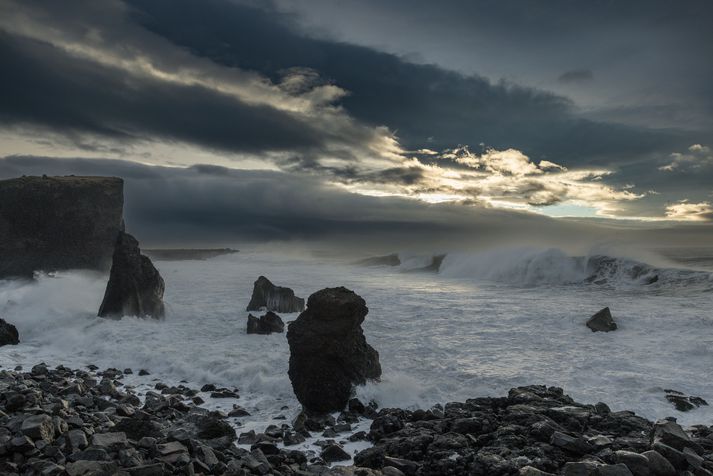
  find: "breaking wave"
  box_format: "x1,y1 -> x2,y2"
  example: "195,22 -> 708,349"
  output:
359,248 -> 713,290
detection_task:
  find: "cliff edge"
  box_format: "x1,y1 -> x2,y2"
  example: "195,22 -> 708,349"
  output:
0,175 -> 124,278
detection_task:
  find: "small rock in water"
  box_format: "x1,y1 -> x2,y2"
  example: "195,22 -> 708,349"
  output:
246,311 -> 285,334
586,307 -> 618,332
664,389 -> 708,412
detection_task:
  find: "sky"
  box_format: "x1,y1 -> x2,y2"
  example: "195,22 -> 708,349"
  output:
0,0 -> 712,246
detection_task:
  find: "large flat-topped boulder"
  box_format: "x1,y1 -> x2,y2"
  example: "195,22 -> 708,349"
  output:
0,176 -> 124,278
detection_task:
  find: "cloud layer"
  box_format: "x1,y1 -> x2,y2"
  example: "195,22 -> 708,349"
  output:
0,0 -> 711,227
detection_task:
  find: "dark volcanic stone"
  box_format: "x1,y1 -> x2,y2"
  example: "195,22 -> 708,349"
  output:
246,311 -> 285,335
586,307 -> 618,332
246,276 -> 304,313
287,287 -> 381,414
0,176 -> 124,278
0,317 -> 19,346
98,232 -> 165,319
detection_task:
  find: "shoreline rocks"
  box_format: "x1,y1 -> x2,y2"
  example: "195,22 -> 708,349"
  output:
288,287 -> 381,414
1,364 -> 712,475
98,232 -> 165,320
586,307 -> 618,332
0,318 -> 19,346
246,276 -> 305,313
0,176 -> 124,279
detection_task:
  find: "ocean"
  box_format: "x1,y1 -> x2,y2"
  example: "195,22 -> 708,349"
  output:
1,245 -> 712,459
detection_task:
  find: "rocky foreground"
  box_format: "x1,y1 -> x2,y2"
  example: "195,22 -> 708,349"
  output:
1,365 -> 712,476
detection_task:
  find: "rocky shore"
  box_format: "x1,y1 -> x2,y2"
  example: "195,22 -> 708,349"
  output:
1,364 -> 712,476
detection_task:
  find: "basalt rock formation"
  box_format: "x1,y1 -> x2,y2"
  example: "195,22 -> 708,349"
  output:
0,317 -> 19,346
98,232 -> 165,319
246,276 -> 304,313
0,176 -> 124,278
246,311 -> 285,334
586,307 -> 618,332
287,287 -> 381,414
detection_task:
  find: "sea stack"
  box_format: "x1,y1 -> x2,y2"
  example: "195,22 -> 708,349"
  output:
246,276 -> 305,313
0,318 -> 19,346
98,232 -> 165,319
287,287 -> 381,414
0,176 -> 124,278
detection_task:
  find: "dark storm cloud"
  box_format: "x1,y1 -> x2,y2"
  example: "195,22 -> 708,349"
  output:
125,0 -> 696,167
0,155 -> 601,248
2,156 -> 711,248
558,70 -> 594,84
0,32 -> 326,155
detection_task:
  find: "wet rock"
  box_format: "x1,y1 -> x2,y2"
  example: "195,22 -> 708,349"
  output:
246,276 -> 305,313
98,231 -> 165,319
288,287 -> 381,414
664,389 -> 708,412
0,318 -> 19,346
246,311 -> 285,334
322,443 -> 351,463
586,307 -> 618,332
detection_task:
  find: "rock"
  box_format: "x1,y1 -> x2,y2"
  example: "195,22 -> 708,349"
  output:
91,431 -> 129,450
287,287 -> 381,414
66,429 -> 89,451
246,311 -> 285,334
0,176 -> 124,278
598,464 -> 635,476
641,450 -> 676,476
246,276 -> 305,313
652,419 -> 700,452
519,467 -> 556,475
586,307 -> 618,332
664,389 -> 708,412
21,414 -> 55,442
98,231 -> 165,319
615,450 -> 651,476
66,460 -> 119,476
322,444 -> 351,463
0,318 -> 19,346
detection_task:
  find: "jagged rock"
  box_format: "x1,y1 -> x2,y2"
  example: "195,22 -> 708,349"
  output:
288,287 -> 381,414
586,307 -> 618,332
21,414 -> 55,442
663,389 -> 708,412
651,419 -> 700,452
98,232 -> 165,319
246,276 -> 304,313
322,443 -> 351,462
0,317 -> 19,346
0,176 -> 124,278
246,311 -> 285,334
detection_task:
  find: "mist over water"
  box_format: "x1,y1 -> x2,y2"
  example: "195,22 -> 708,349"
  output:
1,245 -> 712,438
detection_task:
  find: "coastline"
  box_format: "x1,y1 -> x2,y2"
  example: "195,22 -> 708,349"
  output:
1,363 -> 712,475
